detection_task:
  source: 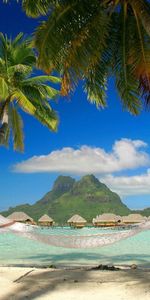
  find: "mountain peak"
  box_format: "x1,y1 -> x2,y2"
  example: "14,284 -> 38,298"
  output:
53,175 -> 75,193
81,174 -> 100,185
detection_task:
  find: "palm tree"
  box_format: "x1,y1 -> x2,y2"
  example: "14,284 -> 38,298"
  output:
17,0 -> 150,114
0,33 -> 60,151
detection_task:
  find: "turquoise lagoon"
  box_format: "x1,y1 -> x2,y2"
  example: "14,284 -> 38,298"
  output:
0,227 -> 150,268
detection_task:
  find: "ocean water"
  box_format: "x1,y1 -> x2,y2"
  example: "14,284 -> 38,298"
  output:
0,227 -> 150,268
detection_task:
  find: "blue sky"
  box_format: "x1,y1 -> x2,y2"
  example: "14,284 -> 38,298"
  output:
0,1 -> 150,211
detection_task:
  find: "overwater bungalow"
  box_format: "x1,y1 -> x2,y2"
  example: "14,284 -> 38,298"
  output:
7,211 -> 35,224
122,214 -> 146,224
93,213 -> 122,227
67,214 -> 87,228
38,214 -> 54,227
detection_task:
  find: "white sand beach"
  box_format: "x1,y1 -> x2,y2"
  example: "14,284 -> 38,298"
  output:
0,267 -> 150,300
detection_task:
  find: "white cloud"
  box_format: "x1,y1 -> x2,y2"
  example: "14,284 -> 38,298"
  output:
100,170 -> 150,196
14,138 -> 150,174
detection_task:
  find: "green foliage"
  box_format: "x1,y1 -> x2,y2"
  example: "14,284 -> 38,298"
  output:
0,33 -> 60,151
20,0 -> 150,113
2,174 -> 132,224
133,207 -> 150,217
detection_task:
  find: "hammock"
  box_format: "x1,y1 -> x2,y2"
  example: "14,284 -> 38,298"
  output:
0,215 -> 150,249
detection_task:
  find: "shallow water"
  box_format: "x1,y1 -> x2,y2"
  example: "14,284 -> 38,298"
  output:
0,227 -> 150,267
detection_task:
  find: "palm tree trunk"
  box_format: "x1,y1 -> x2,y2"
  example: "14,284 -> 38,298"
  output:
0,106 -> 8,143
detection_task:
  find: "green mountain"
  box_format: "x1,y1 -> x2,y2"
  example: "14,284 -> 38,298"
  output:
2,174 -> 131,224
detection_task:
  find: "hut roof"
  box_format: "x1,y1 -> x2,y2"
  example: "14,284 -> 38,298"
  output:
8,211 -> 33,222
67,214 -> 87,223
0,214 -> 10,225
122,214 -> 146,222
38,214 -> 54,222
94,213 -> 122,222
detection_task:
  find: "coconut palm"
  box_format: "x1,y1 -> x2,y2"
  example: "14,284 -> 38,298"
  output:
0,33 -> 60,151
18,0 -> 150,114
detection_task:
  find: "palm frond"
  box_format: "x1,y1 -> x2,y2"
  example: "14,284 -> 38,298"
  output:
112,8 -> 142,114
11,43 -> 36,66
131,8 -> 150,106
36,0 -> 111,100
31,100 -> 58,131
0,33 -> 8,61
12,32 -> 24,47
23,75 -> 61,85
28,0 -> 150,113
22,81 -> 60,101
22,0 -> 53,17
0,77 -> 9,100
41,84 -> 59,99
12,90 -> 36,115
84,43 -> 112,108
130,0 -> 150,36
35,1 -> 83,71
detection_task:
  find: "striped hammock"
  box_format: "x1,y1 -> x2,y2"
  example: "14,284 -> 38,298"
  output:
0,215 -> 150,249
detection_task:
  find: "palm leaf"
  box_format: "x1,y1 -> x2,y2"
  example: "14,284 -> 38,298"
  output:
31,101 -> 58,131
23,75 -> 61,84
131,8 -> 150,106
12,32 -> 24,47
12,90 -> 36,115
41,85 -> 59,99
22,81 -> 59,100
22,0 -> 52,17
130,0 -> 150,36
112,9 -> 142,114
0,78 -> 9,100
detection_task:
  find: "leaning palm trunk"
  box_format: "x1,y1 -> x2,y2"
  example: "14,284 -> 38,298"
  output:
0,106 -> 8,143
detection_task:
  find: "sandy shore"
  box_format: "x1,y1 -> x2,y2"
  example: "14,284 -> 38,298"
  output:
0,266 -> 150,300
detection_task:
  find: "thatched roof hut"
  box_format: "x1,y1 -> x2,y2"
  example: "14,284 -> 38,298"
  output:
67,214 -> 87,228
38,214 -> 54,226
8,211 -> 34,224
0,214 -> 15,227
67,215 -> 76,223
122,214 -> 146,224
93,213 -> 122,227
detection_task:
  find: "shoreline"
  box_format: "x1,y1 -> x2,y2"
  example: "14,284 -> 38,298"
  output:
1,262 -> 150,270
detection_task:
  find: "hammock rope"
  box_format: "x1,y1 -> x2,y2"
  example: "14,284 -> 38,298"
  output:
0,215 -> 150,249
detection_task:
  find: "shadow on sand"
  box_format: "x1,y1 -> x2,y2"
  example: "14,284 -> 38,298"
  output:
1,267 -> 150,300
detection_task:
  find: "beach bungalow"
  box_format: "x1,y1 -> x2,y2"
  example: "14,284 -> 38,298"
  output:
67,215 -> 76,225
93,213 -> 122,227
38,214 -> 54,227
7,211 -> 34,224
67,214 -> 87,228
122,214 -> 146,224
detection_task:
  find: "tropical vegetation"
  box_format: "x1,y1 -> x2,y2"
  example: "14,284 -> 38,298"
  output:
16,0 -> 150,115
0,33 -> 60,151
